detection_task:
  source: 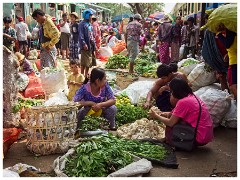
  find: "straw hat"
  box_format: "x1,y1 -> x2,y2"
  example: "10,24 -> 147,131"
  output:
70,12 -> 79,19
15,52 -> 25,61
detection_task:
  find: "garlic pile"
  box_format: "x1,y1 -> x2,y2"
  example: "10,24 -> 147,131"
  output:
28,49 -> 38,60
117,118 -> 165,140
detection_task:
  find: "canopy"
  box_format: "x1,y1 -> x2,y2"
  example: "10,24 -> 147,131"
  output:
148,12 -> 164,20
111,13 -> 133,22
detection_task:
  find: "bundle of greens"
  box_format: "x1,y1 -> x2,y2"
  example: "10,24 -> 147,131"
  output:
80,116 -> 109,131
64,134 -> 167,177
105,54 -> 129,69
12,98 -> 43,114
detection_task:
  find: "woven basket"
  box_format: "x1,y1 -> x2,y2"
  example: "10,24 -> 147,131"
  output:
26,104 -> 80,155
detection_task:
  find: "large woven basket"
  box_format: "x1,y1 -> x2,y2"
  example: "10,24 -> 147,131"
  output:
26,104 -> 80,155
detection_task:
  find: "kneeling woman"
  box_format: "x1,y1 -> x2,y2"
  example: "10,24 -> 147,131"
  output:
149,78 -> 214,148
73,68 -> 117,130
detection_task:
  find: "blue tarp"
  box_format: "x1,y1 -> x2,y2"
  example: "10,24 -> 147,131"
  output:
111,13 -> 133,22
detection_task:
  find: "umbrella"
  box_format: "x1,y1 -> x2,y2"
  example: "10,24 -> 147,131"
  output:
148,12 -> 164,20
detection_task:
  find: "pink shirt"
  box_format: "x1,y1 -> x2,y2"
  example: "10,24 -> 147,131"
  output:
172,94 -> 214,145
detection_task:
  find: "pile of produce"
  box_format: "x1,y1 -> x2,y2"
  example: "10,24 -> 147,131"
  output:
17,73 -> 29,92
115,94 -> 148,127
80,116 -> 109,131
180,58 -> 199,67
28,49 -> 39,60
117,118 -> 165,140
12,98 -> 43,114
64,134 -> 167,177
138,52 -> 157,63
105,54 -> 129,69
137,97 -> 156,107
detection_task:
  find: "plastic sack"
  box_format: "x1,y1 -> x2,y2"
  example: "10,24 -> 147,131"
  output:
5,163 -> 39,174
178,58 -> 199,76
205,4 -> 237,33
179,44 -> 185,60
17,72 -> 29,91
221,99 -> 237,128
119,48 -> 128,56
117,81 -> 155,105
53,147 -> 152,177
3,169 -> 20,177
31,27 -> 39,40
24,75 -> 45,98
193,83 -> 221,96
199,88 -> 231,127
44,91 -> 69,106
3,128 -> 22,157
40,68 -> 67,97
99,46 -> 113,57
187,62 -> 216,91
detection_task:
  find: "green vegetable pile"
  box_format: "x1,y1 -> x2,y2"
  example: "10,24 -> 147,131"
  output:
64,134 -> 167,177
116,103 -> 148,127
80,116 -> 109,131
12,98 -> 44,114
64,134 -> 134,177
181,58 -> 198,67
105,54 -> 129,69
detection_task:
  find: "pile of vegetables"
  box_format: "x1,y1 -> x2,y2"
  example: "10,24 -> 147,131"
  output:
181,58 -> 199,67
17,73 -> 29,91
64,134 -> 167,177
117,118 -> 165,140
116,103 -> 148,127
12,98 -> 44,114
80,116 -> 109,131
134,58 -> 160,78
138,52 -> 157,63
28,49 -> 39,60
105,54 -> 129,69
116,93 -> 132,105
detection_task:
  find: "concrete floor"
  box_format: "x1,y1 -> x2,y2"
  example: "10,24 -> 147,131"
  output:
3,126 -> 237,177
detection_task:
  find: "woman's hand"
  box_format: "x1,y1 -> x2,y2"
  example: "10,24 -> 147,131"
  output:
92,103 -> 102,112
148,109 -> 161,120
143,101 -> 151,109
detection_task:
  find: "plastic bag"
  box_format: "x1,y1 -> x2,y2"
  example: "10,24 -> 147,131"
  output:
17,73 -> 29,91
199,88 -> 231,127
3,169 -> 20,177
221,99 -> 237,128
40,68 -> 67,97
117,81 -> 155,105
99,46 -> 113,57
205,4 -> 237,33
179,45 -> 185,60
24,75 -> 45,98
187,62 -> 216,91
44,91 -> 69,106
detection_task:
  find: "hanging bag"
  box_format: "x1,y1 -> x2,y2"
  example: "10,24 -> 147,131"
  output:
171,94 -> 202,151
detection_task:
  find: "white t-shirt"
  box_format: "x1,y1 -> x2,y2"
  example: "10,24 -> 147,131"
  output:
60,21 -> 70,34
15,22 -> 29,41
106,35 -> 119,48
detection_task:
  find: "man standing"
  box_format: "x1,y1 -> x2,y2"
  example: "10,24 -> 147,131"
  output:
125,14 -> 142,74
79,9 -> 96,78
3,16 -> 16,52
32,9 -> 60,70
15,17 -> 29,56
182,17 -> 199,59
60,13 -> 71,60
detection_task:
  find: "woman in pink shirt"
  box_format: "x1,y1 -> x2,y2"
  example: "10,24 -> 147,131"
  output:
149,78 -> 213,148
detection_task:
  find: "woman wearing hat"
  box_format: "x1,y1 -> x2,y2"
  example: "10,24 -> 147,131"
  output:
106,28 -> 121,48
69,12 -> 80,63
158,15 -> 172,65
15,52 -> 34,75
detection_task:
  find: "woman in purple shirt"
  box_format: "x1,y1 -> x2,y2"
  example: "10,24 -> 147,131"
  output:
73,68 -> 117,130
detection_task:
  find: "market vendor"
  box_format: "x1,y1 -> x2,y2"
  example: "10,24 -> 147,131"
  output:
15,52 -> 34,75
73,68 -> 117,131
148,78 -> 214,149
143,64 -> 188,111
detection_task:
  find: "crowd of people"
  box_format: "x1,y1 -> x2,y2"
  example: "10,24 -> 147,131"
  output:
3,6 -> 237,150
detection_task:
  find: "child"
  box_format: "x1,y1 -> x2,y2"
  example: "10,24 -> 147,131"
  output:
139,31 -> 147,52
67,60 -> 85,101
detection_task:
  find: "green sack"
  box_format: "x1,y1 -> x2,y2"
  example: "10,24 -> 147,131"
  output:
205,4 -> 237,33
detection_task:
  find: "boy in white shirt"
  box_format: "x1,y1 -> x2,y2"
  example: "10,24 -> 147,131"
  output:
106,29 -> 121,48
